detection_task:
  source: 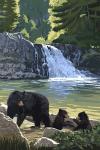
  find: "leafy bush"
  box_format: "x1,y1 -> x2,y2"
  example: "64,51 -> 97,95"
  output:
30,147 -> 54,150
52,125 -> 100,150
35,37 -> 47,44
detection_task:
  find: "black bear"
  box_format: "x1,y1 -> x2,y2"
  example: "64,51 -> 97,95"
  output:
7,91 -> 50,127
74,111 -> 92,131
52,109 -> 68,130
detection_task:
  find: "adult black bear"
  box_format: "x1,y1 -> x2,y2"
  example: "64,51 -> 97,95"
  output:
7,91 -> 50,127
74,111 -> 92,131
52,109 -> 68,130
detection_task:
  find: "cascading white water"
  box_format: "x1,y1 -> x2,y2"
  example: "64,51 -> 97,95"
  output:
43,45 -> 85,78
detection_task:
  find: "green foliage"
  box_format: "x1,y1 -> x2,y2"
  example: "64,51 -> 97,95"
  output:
16,0 -> 50,42
30,146 -> 54,150
21,28 -> 30,39
48,0 -> 100,48
35,37 -> 47,44
0,0 -> 19,32
52,125 -> 100,150
0,136 -> 29,150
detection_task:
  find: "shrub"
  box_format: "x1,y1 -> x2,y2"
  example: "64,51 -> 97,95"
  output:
35,37 -> 47,44
52,125 -> 100,150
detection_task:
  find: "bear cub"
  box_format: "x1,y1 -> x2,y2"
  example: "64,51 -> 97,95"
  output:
74,111 -> 92,131
52,109 -> 68,130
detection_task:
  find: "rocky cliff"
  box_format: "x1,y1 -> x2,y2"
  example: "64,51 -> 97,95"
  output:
0,32 -> 48,79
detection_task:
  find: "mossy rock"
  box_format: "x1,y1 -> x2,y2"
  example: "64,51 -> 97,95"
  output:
82,52 -> 100,74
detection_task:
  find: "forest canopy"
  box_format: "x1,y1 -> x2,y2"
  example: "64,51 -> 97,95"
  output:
48,0 -> 100,48
0,0 -> 100,48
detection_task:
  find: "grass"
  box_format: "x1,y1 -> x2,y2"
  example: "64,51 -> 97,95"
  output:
0,136 -> 29,150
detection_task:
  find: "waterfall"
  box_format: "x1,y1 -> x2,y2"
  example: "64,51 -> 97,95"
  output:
42,45 -> 85,78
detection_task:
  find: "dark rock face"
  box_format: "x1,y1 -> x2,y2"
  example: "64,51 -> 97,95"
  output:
0,33 -> 48,79
80,53 -> 100,75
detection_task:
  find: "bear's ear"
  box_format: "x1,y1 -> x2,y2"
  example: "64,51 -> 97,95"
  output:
82,111 -> 87,117
79,111 -> 85,115
59,109 -> 63,113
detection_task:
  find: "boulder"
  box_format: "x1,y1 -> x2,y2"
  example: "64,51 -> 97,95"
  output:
43,127 -> 64,138
0,112 -> 24,138
33,137 -> 59,148
90,120 -> 100,127
0,112 -> 30,149
0,103 -> 7,115
64,118 -> 78,130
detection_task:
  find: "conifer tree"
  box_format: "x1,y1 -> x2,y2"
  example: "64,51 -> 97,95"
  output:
0,0 -> 19,32
48,0 -> 100,47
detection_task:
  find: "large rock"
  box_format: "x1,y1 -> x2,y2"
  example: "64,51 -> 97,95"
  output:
0,112 -> 29,149
0,103 -> 7,115
0,32 -> 48,79
64,118 -> 78,130
43,127 -> 64,138
0,112 -> 24,138
33,137 -> 59,148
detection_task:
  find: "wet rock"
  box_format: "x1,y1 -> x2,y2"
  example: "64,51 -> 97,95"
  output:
33,137 -> 59,148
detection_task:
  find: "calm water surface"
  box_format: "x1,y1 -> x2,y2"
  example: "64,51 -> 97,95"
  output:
0,77 -> 100,121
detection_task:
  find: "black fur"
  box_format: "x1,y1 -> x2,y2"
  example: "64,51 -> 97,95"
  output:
7,91 -> 50,127
52,109 -> 68,130
74,111 -> 92,131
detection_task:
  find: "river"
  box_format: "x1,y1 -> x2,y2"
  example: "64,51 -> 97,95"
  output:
0,77 -> 100,121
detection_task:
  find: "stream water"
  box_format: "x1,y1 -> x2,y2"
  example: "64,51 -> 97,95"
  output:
0,77 -> 100,121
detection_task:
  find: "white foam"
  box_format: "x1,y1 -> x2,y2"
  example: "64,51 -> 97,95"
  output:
43,45 -> 85,78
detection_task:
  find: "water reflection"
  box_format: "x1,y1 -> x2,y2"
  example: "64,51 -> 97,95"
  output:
35,77 -> 100,97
